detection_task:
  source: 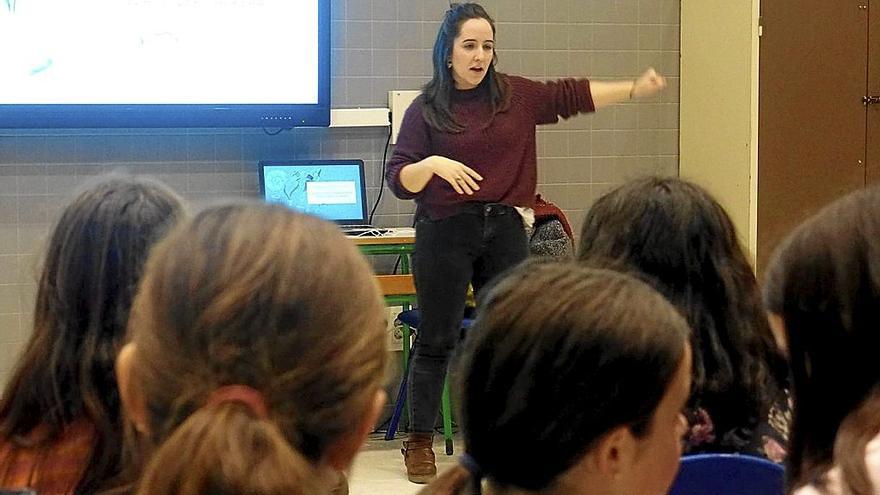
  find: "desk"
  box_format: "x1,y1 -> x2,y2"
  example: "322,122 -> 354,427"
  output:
351,234 -> 415,278
354,233 -> 415,317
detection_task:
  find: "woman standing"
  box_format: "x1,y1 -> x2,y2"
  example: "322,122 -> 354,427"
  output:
385,2 -> 666,483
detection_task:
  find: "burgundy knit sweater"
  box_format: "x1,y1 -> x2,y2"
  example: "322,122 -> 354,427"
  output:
385,74 -> 595,219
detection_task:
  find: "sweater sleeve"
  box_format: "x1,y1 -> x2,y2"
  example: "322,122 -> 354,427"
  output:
385,97 -> 430,200
512,76 -> 596,125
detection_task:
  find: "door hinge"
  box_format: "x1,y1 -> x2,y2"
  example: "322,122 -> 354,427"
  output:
863,96 -> 880,106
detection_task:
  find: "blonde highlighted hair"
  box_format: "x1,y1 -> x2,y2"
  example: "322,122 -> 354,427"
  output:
123,203 -> 387,495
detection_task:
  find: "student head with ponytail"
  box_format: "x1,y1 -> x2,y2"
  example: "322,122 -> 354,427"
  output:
423,261 -> 692,495
115,203 -> 388,495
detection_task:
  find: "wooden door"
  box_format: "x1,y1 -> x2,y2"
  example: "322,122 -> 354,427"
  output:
757,0 -> 868,273
868,2 -> 880,183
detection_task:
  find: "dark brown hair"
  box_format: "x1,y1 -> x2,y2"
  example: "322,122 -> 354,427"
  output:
422,2 -> 510,132
423,261 -> 690,494
0,175 -> 184,494
578,177 -> 785,441
764,186 -> 880,493
124,203 -> 388,495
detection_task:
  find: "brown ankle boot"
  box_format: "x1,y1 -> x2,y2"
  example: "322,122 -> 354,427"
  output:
402,432 -> 437,484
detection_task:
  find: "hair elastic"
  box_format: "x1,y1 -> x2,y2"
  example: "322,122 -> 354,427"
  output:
205,385 -> 269,419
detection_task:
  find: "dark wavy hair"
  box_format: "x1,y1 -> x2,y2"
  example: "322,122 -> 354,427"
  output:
424,261 -> 690,494
577,177 -> 785,444
764,186 -> 880,494
421,2 -> 510,132
0,175 -> 184,494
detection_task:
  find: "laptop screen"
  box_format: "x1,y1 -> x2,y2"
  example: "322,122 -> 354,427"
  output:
258,159 -> 368,224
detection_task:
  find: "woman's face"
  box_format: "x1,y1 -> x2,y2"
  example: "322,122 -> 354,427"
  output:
768,312 -> 789,355
622,345 -> 692,495
449,18 -> 494,90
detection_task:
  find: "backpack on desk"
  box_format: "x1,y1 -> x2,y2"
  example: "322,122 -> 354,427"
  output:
529,195 -> 573,259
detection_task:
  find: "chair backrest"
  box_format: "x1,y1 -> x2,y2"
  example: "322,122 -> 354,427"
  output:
396,309 -> 474,331
668,454 -> 784,495
375,274 -> 416,296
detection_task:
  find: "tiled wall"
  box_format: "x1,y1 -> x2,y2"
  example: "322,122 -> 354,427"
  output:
0,0 -> 679,387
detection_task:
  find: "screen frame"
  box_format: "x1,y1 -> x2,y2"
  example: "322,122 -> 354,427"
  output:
0,0 -> 331,129
258,159 -> 369,225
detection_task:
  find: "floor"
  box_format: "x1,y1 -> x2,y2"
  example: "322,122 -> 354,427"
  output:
349,432 -> 462,495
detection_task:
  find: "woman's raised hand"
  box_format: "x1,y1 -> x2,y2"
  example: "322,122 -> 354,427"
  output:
631,67 -> 667,99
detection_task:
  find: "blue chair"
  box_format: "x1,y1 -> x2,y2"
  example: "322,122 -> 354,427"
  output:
668,453 -> 784,495
384,309 -> 473,455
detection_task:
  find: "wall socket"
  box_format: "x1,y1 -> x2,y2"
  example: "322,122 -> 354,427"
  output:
386,305 -> 405,350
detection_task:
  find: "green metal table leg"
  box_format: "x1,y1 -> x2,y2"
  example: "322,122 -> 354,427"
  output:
401,253 -> 413,430
442,376 -> 454,455
400,253 -> 411,274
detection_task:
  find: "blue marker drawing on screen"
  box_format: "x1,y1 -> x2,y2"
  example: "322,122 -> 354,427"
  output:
1,0 -> 55,80
265,169 -> 323,205
263,165 -> 364,221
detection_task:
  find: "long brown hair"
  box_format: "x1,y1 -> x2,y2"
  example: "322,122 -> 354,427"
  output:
423,261 -> 690,494
578,177 -> 786,441
0,175 -> 184,494
123,203 -> 387,495
422,2 -> 510,132
764,186 -> 880,493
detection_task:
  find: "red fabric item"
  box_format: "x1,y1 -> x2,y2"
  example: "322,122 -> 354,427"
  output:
532,194 -> 574,239
0,417 -> 96,495
206,385 -> 270,419
386,74 -> 595,220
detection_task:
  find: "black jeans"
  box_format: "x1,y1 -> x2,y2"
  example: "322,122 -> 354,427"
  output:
409,203 -> 529,433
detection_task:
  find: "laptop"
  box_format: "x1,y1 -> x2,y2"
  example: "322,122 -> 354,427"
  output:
258,159 -> 388,236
